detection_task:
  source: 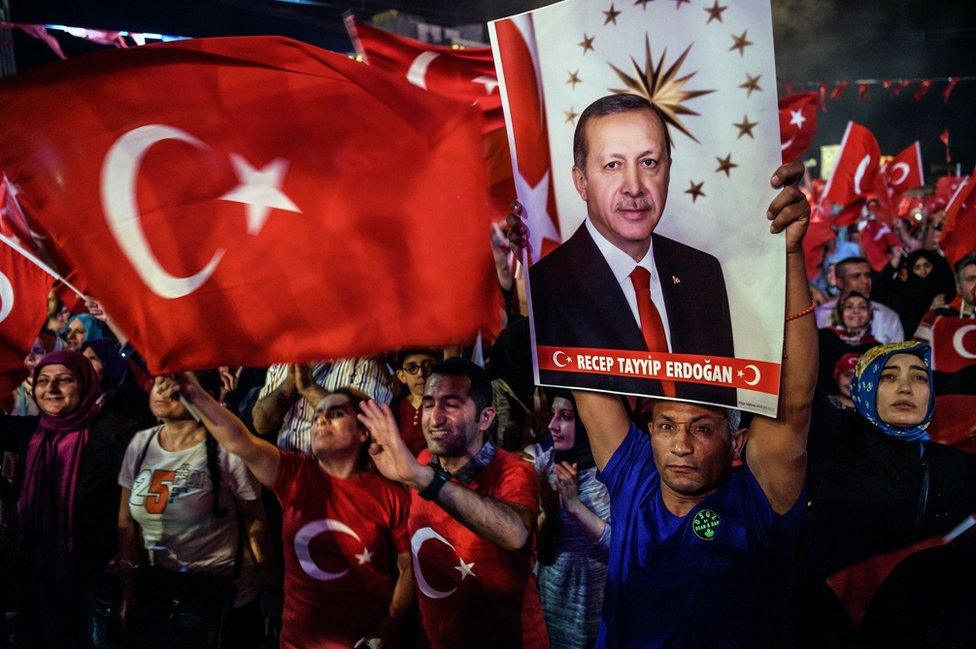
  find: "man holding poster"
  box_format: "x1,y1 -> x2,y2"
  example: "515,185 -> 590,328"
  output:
490,0 -> 786,417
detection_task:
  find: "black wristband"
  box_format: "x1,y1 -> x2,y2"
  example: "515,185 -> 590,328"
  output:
418,465 -> 452,501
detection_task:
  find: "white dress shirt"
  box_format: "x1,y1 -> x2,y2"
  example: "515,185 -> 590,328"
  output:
585,218 -> 672,351
814,299 -> 905,344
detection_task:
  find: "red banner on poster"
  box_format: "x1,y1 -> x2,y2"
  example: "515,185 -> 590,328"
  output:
536,346 -> 781,394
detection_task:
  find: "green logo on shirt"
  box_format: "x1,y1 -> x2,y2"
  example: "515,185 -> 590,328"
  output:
692,509 -> 720,541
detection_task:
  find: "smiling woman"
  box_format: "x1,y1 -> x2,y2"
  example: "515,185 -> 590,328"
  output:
0,349 -> 141,648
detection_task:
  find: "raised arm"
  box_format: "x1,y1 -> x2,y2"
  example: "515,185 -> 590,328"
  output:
251,365 -> 298,438
746,162 -> 816,514
163,374 -> 281,488
358,401 -> 534,551
571,391 -> 632,471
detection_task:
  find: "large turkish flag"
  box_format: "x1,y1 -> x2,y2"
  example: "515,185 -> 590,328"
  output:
0,36 -> 498,373
0,241 -> 54,394
823,121 -> 881,208
883,142 -> 924,196
930,315 -> 976,373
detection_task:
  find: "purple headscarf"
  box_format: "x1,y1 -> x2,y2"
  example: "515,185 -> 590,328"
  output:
17,349 -> 101,572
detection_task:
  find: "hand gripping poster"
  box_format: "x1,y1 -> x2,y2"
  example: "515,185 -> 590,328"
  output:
489,0 -> 785,416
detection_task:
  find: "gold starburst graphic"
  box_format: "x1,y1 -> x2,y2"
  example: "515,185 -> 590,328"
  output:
608,35 -> 715,143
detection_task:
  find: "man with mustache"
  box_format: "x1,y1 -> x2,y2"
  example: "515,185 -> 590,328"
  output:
526,93 -> 735,404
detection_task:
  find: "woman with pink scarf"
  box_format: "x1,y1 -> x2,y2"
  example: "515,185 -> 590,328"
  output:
1,349 -> 140,647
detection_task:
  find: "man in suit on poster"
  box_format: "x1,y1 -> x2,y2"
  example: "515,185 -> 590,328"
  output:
527,93 -> 735,404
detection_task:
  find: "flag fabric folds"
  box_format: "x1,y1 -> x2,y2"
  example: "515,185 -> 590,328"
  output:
0,242 -> 54,394
778,92 -> 819,164
0,36 -> 498,373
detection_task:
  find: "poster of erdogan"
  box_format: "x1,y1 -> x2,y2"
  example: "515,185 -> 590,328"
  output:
490,0 -> 787,416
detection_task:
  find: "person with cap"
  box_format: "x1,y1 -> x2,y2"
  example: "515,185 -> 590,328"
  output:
826,352 -> 860,411
792,341 -> 976,646
164,374 -> 414,649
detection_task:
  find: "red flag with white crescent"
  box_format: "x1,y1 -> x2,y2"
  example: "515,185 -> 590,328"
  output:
0,36 -> 499,373
822,121 -> 881,208
778,92 -> 819,164
489,16 -> 561,262
930,315 -> 976,373
883,141 -> 924,196
0,242 -> 54,394
940,168 -> 976,267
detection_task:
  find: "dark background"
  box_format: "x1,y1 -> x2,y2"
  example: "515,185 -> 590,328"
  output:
6,0 -> 976,178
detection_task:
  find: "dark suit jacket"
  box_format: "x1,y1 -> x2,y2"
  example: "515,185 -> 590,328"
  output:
529,223 -> 736,405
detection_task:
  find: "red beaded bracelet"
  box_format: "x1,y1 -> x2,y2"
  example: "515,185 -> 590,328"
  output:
785,299 -> 817,322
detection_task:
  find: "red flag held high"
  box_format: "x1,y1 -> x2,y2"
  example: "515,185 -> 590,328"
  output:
0,36 -> 499,373
778,92 -> 819,164
345,17 -> 503,133
883,142 -> 924,196
823,121 -> 881,208
940,168 -> 976,267
0,242 -> 54,395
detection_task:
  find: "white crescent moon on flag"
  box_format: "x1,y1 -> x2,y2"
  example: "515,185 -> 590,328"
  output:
743,364 -> 761,386
889,162 -> 910,187
406,51 -> 440,90
552,350 -> 569,368
780,136 -> 796,152
411,526 -> 458,600
952,325 -> 976,359
0,271 -> 13,324
853,154 -> 873,196
101,124 -> 226,300
294,519 -> 363,582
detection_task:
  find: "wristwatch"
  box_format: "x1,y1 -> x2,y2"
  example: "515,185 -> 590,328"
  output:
418,464 -> 452,501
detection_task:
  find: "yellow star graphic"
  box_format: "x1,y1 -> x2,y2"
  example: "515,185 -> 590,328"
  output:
685,180 -> 705,202
564,107 -> 579,124
733,114 -> 757,139
715,153 -> 738,177
739,73 -> 762,96
567,70 -> 582,89
579,33 -> 595,54
704,1 -> 728,23
603,3 -> 622,25
729,30 -> 753,56
634,0 -> 653,8
608,35 -> 715,143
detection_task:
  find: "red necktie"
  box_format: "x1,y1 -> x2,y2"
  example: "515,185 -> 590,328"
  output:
629,266 -> 676,397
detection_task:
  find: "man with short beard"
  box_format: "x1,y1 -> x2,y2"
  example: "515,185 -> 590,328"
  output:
358,357 -> 547,649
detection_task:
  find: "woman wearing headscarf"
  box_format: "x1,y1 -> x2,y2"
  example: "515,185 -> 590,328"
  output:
0,349 -> 140,647
790,341 -> 976,646
64,313 -> 107,351
81,338 -> 155,428
874,248 -> 955,336
817,291 -> 879,395
532,389 -> 610,649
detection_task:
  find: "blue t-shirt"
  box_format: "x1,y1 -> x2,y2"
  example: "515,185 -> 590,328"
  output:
596,424 -> 805,648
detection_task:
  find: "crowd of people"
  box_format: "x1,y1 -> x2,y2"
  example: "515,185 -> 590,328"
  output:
2,92 -> 976,649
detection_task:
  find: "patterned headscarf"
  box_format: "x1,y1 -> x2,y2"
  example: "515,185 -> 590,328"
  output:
850,341 -> 935,442
829,290 -> 873,333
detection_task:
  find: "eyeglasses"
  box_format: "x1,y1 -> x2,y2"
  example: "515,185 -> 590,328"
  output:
402,360 -> 435,375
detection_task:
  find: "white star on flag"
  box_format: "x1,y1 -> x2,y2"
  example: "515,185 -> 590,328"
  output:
454,558 -> 476,579
514,169 -> 560,263
473,75 -> 499,94
355,548 -> 374,565
219,154 -> 302,235
789,109 -> 806,128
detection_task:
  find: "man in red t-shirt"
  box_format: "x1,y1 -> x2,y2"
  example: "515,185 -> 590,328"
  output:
359,358 -> 548,648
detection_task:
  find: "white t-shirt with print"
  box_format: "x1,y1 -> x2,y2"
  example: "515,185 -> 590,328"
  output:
119,426 -> 261,605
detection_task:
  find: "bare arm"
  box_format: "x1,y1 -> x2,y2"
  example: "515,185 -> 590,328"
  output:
370,552 -> 415,643
238,497 -> 277,584
571,391 -> 632,471
358,401 -> 533,551
251,366 -> 297,438
116,488 -> 142,623
163,374 -> 282,488
294,363 -> 328,411
746,162 -> 816,515
555,461 -> 609,546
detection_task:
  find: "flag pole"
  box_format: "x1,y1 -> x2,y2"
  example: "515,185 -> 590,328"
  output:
0,233 -> 88,299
